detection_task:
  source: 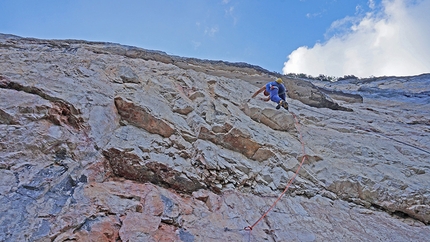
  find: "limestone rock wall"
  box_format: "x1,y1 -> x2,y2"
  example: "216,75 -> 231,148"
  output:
1,33 -> 429,241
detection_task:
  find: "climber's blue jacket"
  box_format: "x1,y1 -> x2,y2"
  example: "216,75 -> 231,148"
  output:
265,81 -> 286,103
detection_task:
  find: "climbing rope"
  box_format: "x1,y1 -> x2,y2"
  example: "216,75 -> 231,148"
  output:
239,97 -> 429,240
244,112 -> 307,239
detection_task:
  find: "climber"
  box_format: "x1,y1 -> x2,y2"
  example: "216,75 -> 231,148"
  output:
251,78 -> 288,110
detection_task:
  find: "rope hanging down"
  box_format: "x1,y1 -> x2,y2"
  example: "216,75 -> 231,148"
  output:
242,99 -> 429,240
244,112 -> 307,234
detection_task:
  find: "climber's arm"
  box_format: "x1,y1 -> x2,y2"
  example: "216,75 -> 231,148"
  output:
251,86 -> 266,99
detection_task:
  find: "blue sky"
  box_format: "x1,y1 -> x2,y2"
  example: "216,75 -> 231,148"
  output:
1,0 -> 429,77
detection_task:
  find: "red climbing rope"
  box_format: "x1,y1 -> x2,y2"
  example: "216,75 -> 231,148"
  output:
244,112 -> 308,235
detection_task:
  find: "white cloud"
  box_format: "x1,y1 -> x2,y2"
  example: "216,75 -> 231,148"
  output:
368,0 -> 376,9
306,11 -> 324,19
204,26 -> 219,37
225,6 -> 234,16
192,40 -> 201,49
283,0 -> 430,77
224,4 -> 238,25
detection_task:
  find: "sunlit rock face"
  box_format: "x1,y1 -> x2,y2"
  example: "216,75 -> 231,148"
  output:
0,33 -> 429,241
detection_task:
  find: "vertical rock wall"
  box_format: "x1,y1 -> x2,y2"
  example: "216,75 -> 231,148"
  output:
0,34 -> 429,241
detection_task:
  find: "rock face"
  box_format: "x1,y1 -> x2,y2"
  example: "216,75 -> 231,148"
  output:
0,33 -> 429,241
